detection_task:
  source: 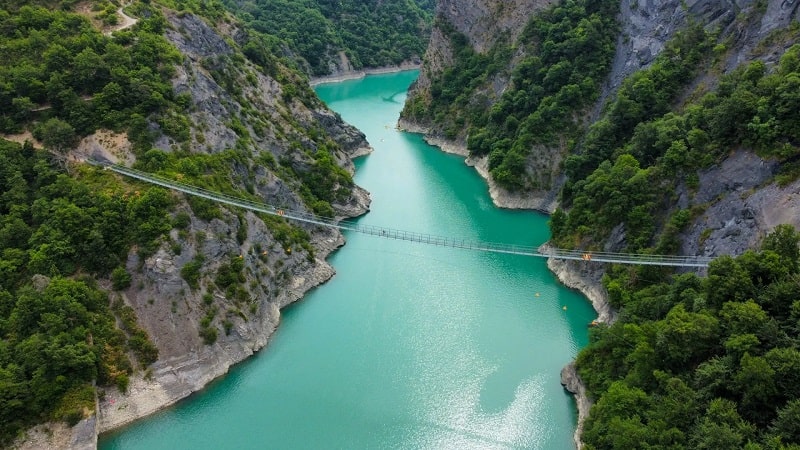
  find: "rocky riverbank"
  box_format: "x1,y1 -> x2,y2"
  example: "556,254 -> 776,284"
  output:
560,362 -> 592,450
541,243 -> 615,324
96,232 -> 348,433
540,242 -> 615,449
397,119 -> 558,212
309,62 -> 421,86
13,416 -> 97,450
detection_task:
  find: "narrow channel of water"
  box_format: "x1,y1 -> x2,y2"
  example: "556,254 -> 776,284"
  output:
100,70 -> 595,449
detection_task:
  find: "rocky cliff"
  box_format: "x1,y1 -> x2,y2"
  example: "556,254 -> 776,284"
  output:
4,8 -> 375,446
91,11 -> 373,435
402,0 -> 605,212
406,0 -> 800,215
408,0 -> 800,291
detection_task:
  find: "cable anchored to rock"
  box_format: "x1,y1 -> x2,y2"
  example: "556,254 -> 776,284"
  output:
88,159 -> 714,268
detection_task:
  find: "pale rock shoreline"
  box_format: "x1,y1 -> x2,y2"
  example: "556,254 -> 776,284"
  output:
397,119 -> 558,212
97,232 -> 347,433
542,243 -> 614,449
308,62 -> 421,86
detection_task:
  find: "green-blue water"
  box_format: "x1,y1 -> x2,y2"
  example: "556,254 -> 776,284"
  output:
99,71 -> 595,449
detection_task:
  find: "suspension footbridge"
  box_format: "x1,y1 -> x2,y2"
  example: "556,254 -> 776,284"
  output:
89,160 -> 713,268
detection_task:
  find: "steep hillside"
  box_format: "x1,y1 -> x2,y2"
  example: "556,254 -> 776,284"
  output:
401,0 -> 619,210
406,0 -> 800,447
221,0 -> 433,76
403,0 -> 800,213
1,0 -> 371,447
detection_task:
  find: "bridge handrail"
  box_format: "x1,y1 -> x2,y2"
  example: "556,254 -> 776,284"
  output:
88,159 -> 712,268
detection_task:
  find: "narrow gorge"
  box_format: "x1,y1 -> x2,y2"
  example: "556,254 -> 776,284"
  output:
3,0 -> 800,448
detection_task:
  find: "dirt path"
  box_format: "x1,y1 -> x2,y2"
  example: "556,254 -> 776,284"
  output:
1,131 -> 42,149
105,5 -> 138,35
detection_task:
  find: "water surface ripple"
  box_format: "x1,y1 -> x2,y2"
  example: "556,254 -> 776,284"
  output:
100,70 -> 595,450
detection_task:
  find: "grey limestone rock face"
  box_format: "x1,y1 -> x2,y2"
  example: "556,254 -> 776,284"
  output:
68,415 -> 97,450
435,0 -> 556,53
97,10 -> 372,436
692,150 -> 779,205
597,0 -> 756,115
312,108 -> 372,165
761,0 -> 800,34
166,13 -> 233,59
560,362 -> 592,450
681,151 -> 800,259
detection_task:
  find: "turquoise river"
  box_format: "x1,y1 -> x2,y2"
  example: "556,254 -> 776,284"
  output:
99,70 -> 596,449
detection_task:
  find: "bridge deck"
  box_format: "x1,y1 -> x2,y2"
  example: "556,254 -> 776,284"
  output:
90,160 -> 713,268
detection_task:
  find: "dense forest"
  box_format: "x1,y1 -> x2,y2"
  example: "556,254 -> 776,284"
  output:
0,139 -> 163,442
0,2 -> 185,144
577,225 -> 800,448
223,0 -> 432,76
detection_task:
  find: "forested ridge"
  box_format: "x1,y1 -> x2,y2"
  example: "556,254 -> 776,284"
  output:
540,9 -> 800,450
402,0 -> 619,191
0,139 -> 165,442
0,2 -> 183,442
549,40 -> 800,447
223,0 -> 432,76
0,0 -> 371,443
540,6 -> 800,450
0,2 -> 184,142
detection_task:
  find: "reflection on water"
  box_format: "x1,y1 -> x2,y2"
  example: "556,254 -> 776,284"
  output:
99,70 -> 595,450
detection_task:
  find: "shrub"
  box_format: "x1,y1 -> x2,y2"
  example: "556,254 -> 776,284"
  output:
111,266 -> 132,290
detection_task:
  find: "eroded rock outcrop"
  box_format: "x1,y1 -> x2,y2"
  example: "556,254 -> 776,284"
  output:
93,10 -> 372,437
560,362 -> 591,450
681,150 -> 800,259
